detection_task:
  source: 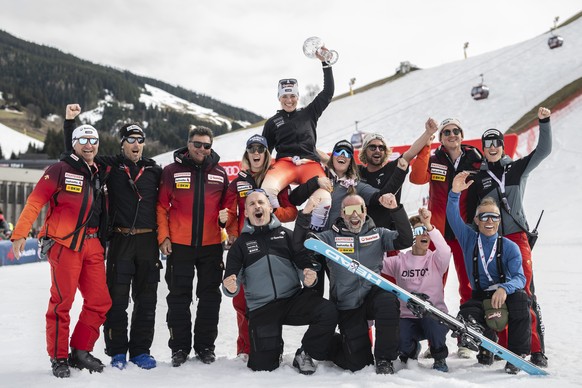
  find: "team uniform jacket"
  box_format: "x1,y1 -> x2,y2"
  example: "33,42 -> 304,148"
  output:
446,191 -> 525,294
12,152 -> 103,251
410,144 -> 483,240
358,160 -> 408,229
223,216 -> 315,311
470,119 -> 552,235
225,170 -> 297,236
316,208 -> 413,310
383,227 -> 451,318
157,147 -> 228,247
262,65 -> 334,162
64,119 -> 162,232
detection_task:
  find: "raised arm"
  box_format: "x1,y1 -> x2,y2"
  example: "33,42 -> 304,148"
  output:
401,117 -> 438,162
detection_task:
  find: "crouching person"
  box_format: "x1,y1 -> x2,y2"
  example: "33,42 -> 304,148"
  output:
304,194 -> 413,374
382,208 -> 451,372
447,172 -> 531,374
222,189 -> 337,374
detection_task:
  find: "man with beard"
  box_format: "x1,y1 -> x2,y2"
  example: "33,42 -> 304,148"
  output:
358,122 -> 438,230
222,190 -> 337,374
313,194 -> 413,374
157,126 -> 230,367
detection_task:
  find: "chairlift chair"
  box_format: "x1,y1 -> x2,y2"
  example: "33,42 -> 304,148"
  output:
548,35 -> 564,49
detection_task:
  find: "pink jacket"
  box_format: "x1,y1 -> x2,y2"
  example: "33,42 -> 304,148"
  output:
382,228 -> 451,319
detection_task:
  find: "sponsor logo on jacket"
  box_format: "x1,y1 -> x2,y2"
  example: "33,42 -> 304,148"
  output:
64,172 -> 84,193
208,174 -> 225,184
431,163 -> 447,182
359,233 -> 379,244
174,172 -> 191,189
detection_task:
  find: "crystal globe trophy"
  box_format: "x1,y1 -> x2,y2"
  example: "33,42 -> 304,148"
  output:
303,36 -> 339,65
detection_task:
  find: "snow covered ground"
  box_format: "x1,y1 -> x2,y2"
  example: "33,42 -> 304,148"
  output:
1,14 -> 582,388
0,74 -> 581,388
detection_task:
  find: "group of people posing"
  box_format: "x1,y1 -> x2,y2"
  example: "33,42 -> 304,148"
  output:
10,50 -> 551,378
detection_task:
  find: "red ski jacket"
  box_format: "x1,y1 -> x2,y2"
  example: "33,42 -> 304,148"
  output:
157,147 -> 229,247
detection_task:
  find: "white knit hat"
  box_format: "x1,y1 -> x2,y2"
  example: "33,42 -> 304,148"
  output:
72,124 -> 99,147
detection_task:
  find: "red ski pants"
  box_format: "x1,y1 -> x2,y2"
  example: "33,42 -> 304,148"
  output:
497,232 -> 545,354
46,236 -> 111,359
261,158 -> 326,199
233,285 -> 251,355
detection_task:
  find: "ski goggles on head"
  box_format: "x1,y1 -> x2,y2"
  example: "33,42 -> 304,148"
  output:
246,145 -> 266,154
332,149 -> 353,158
245,188 -> 269,198
441,128 -> 462,136
123,136 -> 145,144
413,225 -> 428,237
483,139 -> 504,148
75,137 -> 99,145
477,212 -> 501,222
342,204 -> 365,216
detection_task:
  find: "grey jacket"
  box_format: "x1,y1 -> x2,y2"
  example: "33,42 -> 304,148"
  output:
223,215 -> 315,311
316,206 -> 413,310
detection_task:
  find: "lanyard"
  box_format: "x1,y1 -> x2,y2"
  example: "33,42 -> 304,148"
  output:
487,170 -> 511,212
123,165 -> 144,201
478,235 -> 496,283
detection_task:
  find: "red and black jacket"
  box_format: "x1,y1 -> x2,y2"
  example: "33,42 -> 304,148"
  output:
157,147 -> 229,247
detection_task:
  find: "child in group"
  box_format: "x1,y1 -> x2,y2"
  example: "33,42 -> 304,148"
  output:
382,208 -> 451,372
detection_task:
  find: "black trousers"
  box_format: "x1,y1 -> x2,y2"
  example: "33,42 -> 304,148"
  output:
104,232 -> 161,358
459,289 -> 531,355
247,289 -> 338,372
332,287 -> 400,372
165,243 -> 223,354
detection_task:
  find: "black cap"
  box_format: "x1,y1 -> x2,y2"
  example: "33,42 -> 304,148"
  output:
482,128 -> 504,142
119,123 -> 145,139
333,139 -> 354,154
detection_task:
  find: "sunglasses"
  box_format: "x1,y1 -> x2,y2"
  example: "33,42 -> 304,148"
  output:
343,204 -> 365,216
189,141 -> 212,150
441,128 -> 462,137
124,137 -> 145,144
246,145 -> 266,154
413,225 -> 428,237
333,149 -> 353,158
367,144 -> 386,152
477,212 -> 501,222
75,137 -> 99,145
483,139 -> 504,148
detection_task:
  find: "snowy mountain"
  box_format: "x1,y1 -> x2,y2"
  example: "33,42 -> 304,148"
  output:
0,121 -> 44,158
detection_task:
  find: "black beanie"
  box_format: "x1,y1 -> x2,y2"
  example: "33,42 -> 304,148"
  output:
119,123 -> 145,139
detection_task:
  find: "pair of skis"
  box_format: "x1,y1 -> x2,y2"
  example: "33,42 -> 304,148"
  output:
304,238 -> 548,376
